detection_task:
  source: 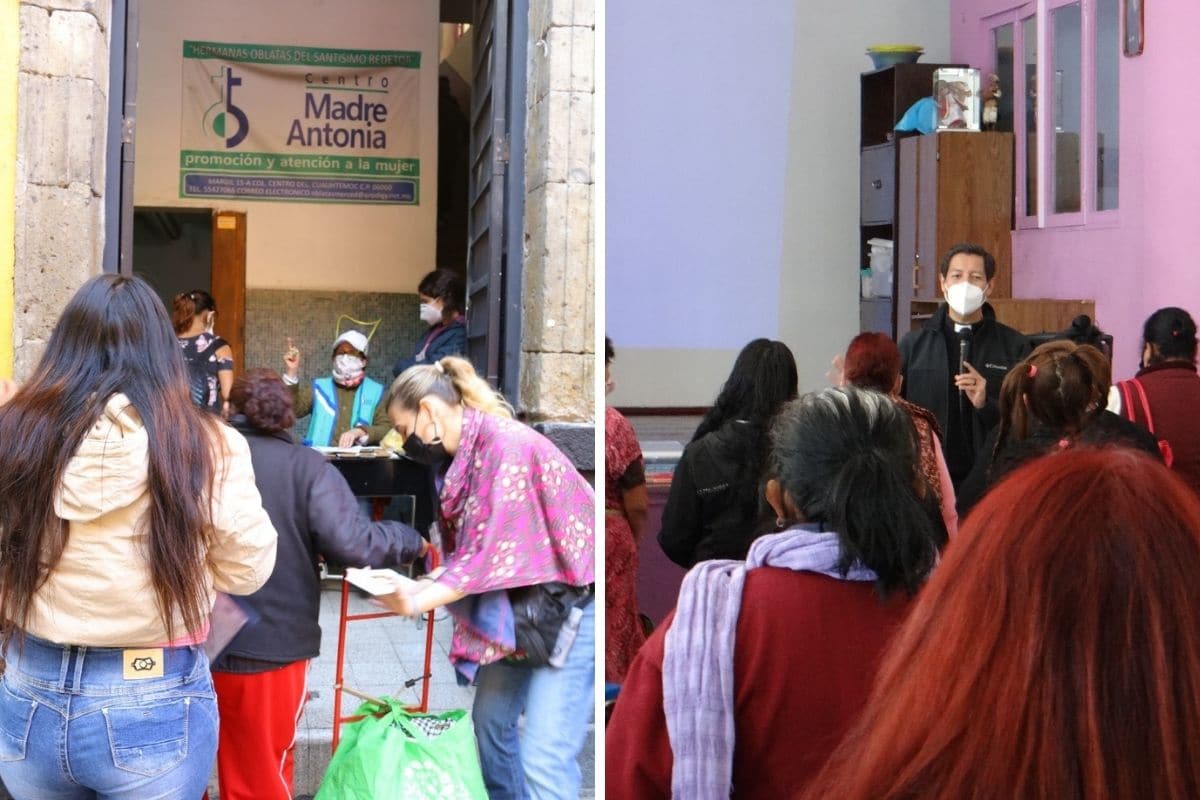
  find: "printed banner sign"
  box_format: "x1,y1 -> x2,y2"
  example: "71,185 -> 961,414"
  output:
179,40 -> 421,204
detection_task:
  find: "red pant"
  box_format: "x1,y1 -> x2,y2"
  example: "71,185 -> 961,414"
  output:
210,660 -> 309,800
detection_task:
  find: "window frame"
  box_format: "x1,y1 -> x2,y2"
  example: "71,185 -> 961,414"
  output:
987,0 -> 1119,231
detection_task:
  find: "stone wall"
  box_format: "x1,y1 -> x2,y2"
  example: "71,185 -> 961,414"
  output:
13,0 -> 110,378
520,0 -> 594,423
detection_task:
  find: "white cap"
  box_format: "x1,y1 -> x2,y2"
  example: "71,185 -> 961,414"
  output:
332,330 -> 369,355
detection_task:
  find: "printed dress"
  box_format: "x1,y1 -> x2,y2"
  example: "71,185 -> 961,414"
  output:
179,333 -> 233,413
605,406 -> 646,682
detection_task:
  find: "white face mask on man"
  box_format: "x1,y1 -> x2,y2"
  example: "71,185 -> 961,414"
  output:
945,282 -> 986,317
419,303 -> 442,326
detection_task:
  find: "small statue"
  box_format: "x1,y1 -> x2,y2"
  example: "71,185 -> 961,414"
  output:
982,72 -> 1001,131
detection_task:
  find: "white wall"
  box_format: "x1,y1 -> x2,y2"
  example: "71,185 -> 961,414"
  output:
134,0 -> 439,292
780,1 -> 950,397
607,0 -> 950,406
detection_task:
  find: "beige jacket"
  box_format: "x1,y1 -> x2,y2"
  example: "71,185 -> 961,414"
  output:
25,394 -> 278,647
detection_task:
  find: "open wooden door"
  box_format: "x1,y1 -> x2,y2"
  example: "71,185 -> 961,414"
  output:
210,211 -> 247,371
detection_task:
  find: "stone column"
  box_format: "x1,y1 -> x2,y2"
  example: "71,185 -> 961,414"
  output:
14,0 -> 110,378
520,0 -> 594,426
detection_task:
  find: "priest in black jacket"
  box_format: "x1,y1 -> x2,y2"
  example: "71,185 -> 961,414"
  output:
899,243 -> 1030,489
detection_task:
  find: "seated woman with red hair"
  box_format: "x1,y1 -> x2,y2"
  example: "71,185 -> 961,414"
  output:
841,332 -> 957,536
805,447 -> 1200,799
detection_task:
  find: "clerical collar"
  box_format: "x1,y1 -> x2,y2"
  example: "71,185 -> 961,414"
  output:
954,323 -> 972,333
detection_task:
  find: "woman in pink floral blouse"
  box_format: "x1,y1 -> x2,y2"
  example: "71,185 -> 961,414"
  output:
378,356 -> 595,800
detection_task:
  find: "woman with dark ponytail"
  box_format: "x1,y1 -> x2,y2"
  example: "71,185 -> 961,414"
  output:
173,288 -> 234,415
607,387 -> 946,799
1112,307 -> 1200,495
957,340 -> 1161,513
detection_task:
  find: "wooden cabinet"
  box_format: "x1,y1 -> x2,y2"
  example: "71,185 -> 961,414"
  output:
857,70 -> 1095,340
858,63 -> 963,336
896,132 -> 1014,332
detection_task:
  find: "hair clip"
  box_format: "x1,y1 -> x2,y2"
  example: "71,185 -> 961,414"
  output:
1028,364 -> 1038,377
434,361 -> 446,375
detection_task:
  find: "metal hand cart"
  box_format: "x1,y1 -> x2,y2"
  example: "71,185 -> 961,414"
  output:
323,452 -> 440,751
330,548 -> 441,751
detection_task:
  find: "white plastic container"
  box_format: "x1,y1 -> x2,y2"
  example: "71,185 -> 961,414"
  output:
867,238 -> 894,297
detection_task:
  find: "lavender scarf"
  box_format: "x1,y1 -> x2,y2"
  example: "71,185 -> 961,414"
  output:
662,525 -> 877,799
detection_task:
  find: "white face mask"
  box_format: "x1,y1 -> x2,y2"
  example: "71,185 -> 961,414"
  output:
419,303 -> 442,326
332,354 -> 366,384
945,282 -> 986,317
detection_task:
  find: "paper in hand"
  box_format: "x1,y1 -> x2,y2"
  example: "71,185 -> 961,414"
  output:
344,567 -> 420,596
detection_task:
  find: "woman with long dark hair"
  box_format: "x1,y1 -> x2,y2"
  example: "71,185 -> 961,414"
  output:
609,387 -> 946,799
0,275 -> 277,799
658,338 -> 798,566
1112,307 -> 1200,495
805,448 -> 1200,799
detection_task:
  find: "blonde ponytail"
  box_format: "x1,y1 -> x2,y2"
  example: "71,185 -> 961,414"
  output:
389,356 -> 514,419
438,356 -> 514,418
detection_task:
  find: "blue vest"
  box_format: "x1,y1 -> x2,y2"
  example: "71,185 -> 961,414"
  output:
306,376 -> 385,447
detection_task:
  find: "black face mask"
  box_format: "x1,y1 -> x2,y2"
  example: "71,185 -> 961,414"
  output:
402,413 -> 449,467
403,433 -> 449,467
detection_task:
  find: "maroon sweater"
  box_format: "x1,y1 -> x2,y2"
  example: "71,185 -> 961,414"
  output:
605,568 -> 912,799
1121,363 -> 1200,496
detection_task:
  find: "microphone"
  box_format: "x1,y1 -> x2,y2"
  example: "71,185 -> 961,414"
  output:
957,329 -> 971,376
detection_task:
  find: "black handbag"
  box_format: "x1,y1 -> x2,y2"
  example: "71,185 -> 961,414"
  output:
507,582 -> 594,667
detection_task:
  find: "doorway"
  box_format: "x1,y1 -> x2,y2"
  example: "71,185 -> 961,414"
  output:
132,207 -> 248,370
108,0 -> 525,395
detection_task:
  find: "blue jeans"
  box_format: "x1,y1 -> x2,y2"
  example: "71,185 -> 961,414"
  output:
0,632 -> 219,799
473,601 -> 595,800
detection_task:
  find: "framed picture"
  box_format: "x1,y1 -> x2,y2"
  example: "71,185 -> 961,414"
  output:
1124,0 -> 1144,56
933,68 -> 981,132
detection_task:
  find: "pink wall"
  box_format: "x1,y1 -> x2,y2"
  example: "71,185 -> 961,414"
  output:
951,0 -> 1200,378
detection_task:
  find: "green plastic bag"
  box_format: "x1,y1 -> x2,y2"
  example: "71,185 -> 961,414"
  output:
315,698 -> 488,800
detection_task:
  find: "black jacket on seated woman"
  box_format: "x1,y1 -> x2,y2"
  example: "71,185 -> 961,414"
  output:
658,339 -> 798,567
212,370 -> 427,672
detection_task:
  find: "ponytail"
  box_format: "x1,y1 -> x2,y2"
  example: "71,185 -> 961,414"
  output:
438,357 -> 514,418
825,447 -> 944,597
389,356 -> 514,419
993,341 -> 1107,475
171,293 -> 197,335
170,289 -> 216,335
995,361 -> 1035,451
